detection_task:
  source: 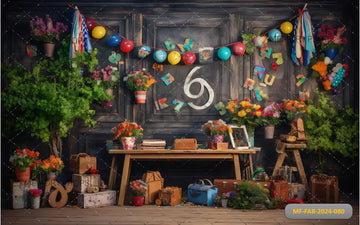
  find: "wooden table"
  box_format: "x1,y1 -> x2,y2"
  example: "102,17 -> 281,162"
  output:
108,148 -> 260,206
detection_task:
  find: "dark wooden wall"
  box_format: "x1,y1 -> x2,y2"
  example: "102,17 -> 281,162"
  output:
2,0 -> 358,208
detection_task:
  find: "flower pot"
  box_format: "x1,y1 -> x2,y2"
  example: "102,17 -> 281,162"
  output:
324,48 -> 339,61
43,43 -> 55,57
132,196 -> 144,206
31,197 -> 41,209
15,167 -> 31,182
211,135 -> 224,143
264,125 -> 275,139
221,198 -> 228,208
121,137 -> 136,150
134,91 -> 147,104
47,172 -> 56,180
103,88 -> 113,106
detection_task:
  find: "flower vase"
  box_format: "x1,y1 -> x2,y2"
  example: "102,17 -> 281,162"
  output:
134,91 -> 147,104
324,48 -> 339,61
15,167 -> 31,182
121,137 -> 136,150
31,197 -> 41,209
132,196 -> 144,206
264,125 -> 275,139
221,199 -> 228,208
211,135 -> 224,143
47,172 -> 56,180
248,131 -> 255,148
43,43 -> 55,57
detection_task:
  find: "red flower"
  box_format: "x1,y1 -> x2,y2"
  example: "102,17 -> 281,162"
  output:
244,98 -> 250,102
272,62 -> 278,70
234,99 -> 238,102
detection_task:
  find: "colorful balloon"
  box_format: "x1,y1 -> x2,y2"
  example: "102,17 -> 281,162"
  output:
120,39 -> 134,53
92,26 -> 106,39
85,18 -> 97,31
167,51 -> 181,65
232,42 -> 246,55
153,50 -> 167,63
137,46 -> 151,58
107,34 -> 121,47
280,21 -> 293,34
268,29 -> 282,42
182,51 -> 196,65
253,36 -> 263,48
217,47 -> 231,60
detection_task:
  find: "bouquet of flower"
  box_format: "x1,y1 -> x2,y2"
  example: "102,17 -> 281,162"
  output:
30,15 -> 68,43
29,189 -> 42,198
10,148 -> 40,171
259,100 -> 282,126
280,99 -> 308,120
111,121 -> 144,140
317,25 -> 346,53
41,155 -> 64,175
221,192 -> 231,199
226,98 -> 263,134
30,160 -> 44,180
201,119 -> 231,136
90,66 -> 120,89
129,180 -> 147,196
123,69 -> 156,91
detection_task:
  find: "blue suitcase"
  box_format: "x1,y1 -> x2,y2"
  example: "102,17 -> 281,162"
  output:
187,179 -> 218,206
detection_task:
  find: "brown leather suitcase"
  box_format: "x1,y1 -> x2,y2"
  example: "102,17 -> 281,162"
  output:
214,179 -> 271,196
69,153 -> 97,174
158,186 -> 182,206
309,174 -> 339,203
270,180 -> 289,202
174,138 -> 197,150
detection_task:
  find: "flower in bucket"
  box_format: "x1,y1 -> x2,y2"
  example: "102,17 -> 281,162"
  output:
317,25 -> 346,54
259,100 -> 282,126
201,119 -> 232,136
30,15 -> 68,43
10,148 -> 40,171
129,180 -> 147,196
29,189 -> 42,199
111,121 -> 144,140
41,155 -> 64,175
221,192 -> 231,199
123,69 -> 156,91
280,99 -> 308,120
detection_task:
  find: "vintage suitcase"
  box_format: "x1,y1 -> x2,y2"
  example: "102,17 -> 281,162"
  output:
270,180 -> 289,202
12,180 -> 38,209
70,153 -> 97,174
309,174 -> 339,203
77,190 -> 116,208
214,179 -> 271,196
72,174 -> 100,193
142,171 -> 164,204
288,183 -> 306,200
188,179 -> 218,206
174,138 -> 197,150
158,186 -> 182,206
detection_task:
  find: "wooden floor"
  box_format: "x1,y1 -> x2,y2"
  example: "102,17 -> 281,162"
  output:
2,204 -> 359,225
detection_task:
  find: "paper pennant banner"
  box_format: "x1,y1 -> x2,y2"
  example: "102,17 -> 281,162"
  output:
161,73 -> 175,85
158,98 -> 169,109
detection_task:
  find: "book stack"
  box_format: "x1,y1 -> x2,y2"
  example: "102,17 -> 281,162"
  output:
141,139 -> 166,150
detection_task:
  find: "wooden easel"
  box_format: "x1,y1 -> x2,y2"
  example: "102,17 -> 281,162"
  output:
272,118 -> 310,188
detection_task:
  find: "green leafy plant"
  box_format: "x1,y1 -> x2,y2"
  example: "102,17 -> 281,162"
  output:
123,69 -> 156,91
2,39 -> 112,158
10,148 -> 39,171
241,33 -> 257,55
232,180 -> 269,209
201,119 -> 231,136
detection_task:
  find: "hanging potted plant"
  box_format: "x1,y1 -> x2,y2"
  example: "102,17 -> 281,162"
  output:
10,149 -> 39,182
111,121 -> 143,150
123,69 -> 156,104
30,15 -> 68,57
317,25 -> 346,60
129,180 -> 146,206
259,100 -> 282,139
201,119 -> 231,143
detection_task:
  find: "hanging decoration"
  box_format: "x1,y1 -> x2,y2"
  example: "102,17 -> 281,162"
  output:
153,50 -> 167,63
85,18 -> 97,31
108,51 -> 121,64
167,51 -> 181,65
120,39 -> 134,53
217,47 -> 231,60
232,42 -> 246,55
199,47 -> 213,64
164,41 -> 175,50
92,26 -> 106,39
280,21 -> 293,34
215,102 -> 226,116
107,34 -> 121,47
26,45 -> 37,57
136,46 -> 151,58
268,29 -> 282,42
158,98 -> 169,109
296,74 -> 306,87
173,99 -> 185,113
161,73 -> 175,85
152,63 -> 163,71
182,51 -> 196,65
253,65 -> 265,79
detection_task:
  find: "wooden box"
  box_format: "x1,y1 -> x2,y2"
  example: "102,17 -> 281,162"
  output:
158,186 -> 182,206
208,142 -> 228,150
69,153 -> 97,174
174,138 -> 197,150
142,171 -> 164,204
309,174 -> 339,203
77,190 -> 116,208
72,174 -> 100,193
214,179 -> 271,196
12,180 -> 38,209
288,183 -> 306,200
270,180 -> 289,202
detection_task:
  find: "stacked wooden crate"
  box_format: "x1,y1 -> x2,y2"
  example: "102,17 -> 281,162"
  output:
11,180 -> 38,209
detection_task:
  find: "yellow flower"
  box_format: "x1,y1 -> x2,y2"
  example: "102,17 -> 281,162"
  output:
145,78 -> 155,88
253,104 -> 261,110
246,108 -> 251,113
238,110 -> 246,117
240,101 -> 250,108
255,111 -> 262,117
227,126 -> 233,133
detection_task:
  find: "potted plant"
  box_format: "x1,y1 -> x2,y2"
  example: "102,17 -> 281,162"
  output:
129,180 -> 146,206
111,121 -> 143,150
259,100 -> 282,139
123,69 -> 156,104
30,160 -> 45,181
9,148 -> 39,182
317,25 -> 347,60
220,192 -> 230,208
41,155 -> 64,180
29,188 -> 42,209
30,15 -> 68,57
201,119 -> 231,143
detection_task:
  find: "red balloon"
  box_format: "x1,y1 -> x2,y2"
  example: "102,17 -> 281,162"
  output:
120,39 -> 134,53
182,51 -> 196,65
85,18 -> 97,31
233,42 -> 246,55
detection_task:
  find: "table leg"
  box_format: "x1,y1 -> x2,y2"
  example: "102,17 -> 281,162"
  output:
293,149 -> 308,188
233,154 -> 241,180
272,152 -> 286,177
249,154 -> 254,175
118,154 -> 131,206
108,155 -> 117,190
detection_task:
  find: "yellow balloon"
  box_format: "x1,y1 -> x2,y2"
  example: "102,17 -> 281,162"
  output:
280,21 -> 293,34
167,51 -> 181,65
92,26 -> 106,39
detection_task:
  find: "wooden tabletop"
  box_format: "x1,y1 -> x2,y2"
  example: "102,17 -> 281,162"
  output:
108,148 -> 260,154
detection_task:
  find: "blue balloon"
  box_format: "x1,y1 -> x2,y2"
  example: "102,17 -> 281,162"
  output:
268,29 -> 282,42
217,47 -> 231,60
107,34 -> 121,47
153,50 -> 167,63
137,46 -> 151,58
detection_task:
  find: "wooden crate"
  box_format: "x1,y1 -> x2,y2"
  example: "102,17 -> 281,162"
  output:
174,139 -> 197,150
309,174 -> 339,203
208,142 -> 229,150
270,180 -> 289,202
69,153 -> 97,174
77,190 -> 116,208
72,174 -> 100,193
12,180 -> 38,209
142,171 -> 164,204
158,187 -> 182,206
288,183 -> 306,200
